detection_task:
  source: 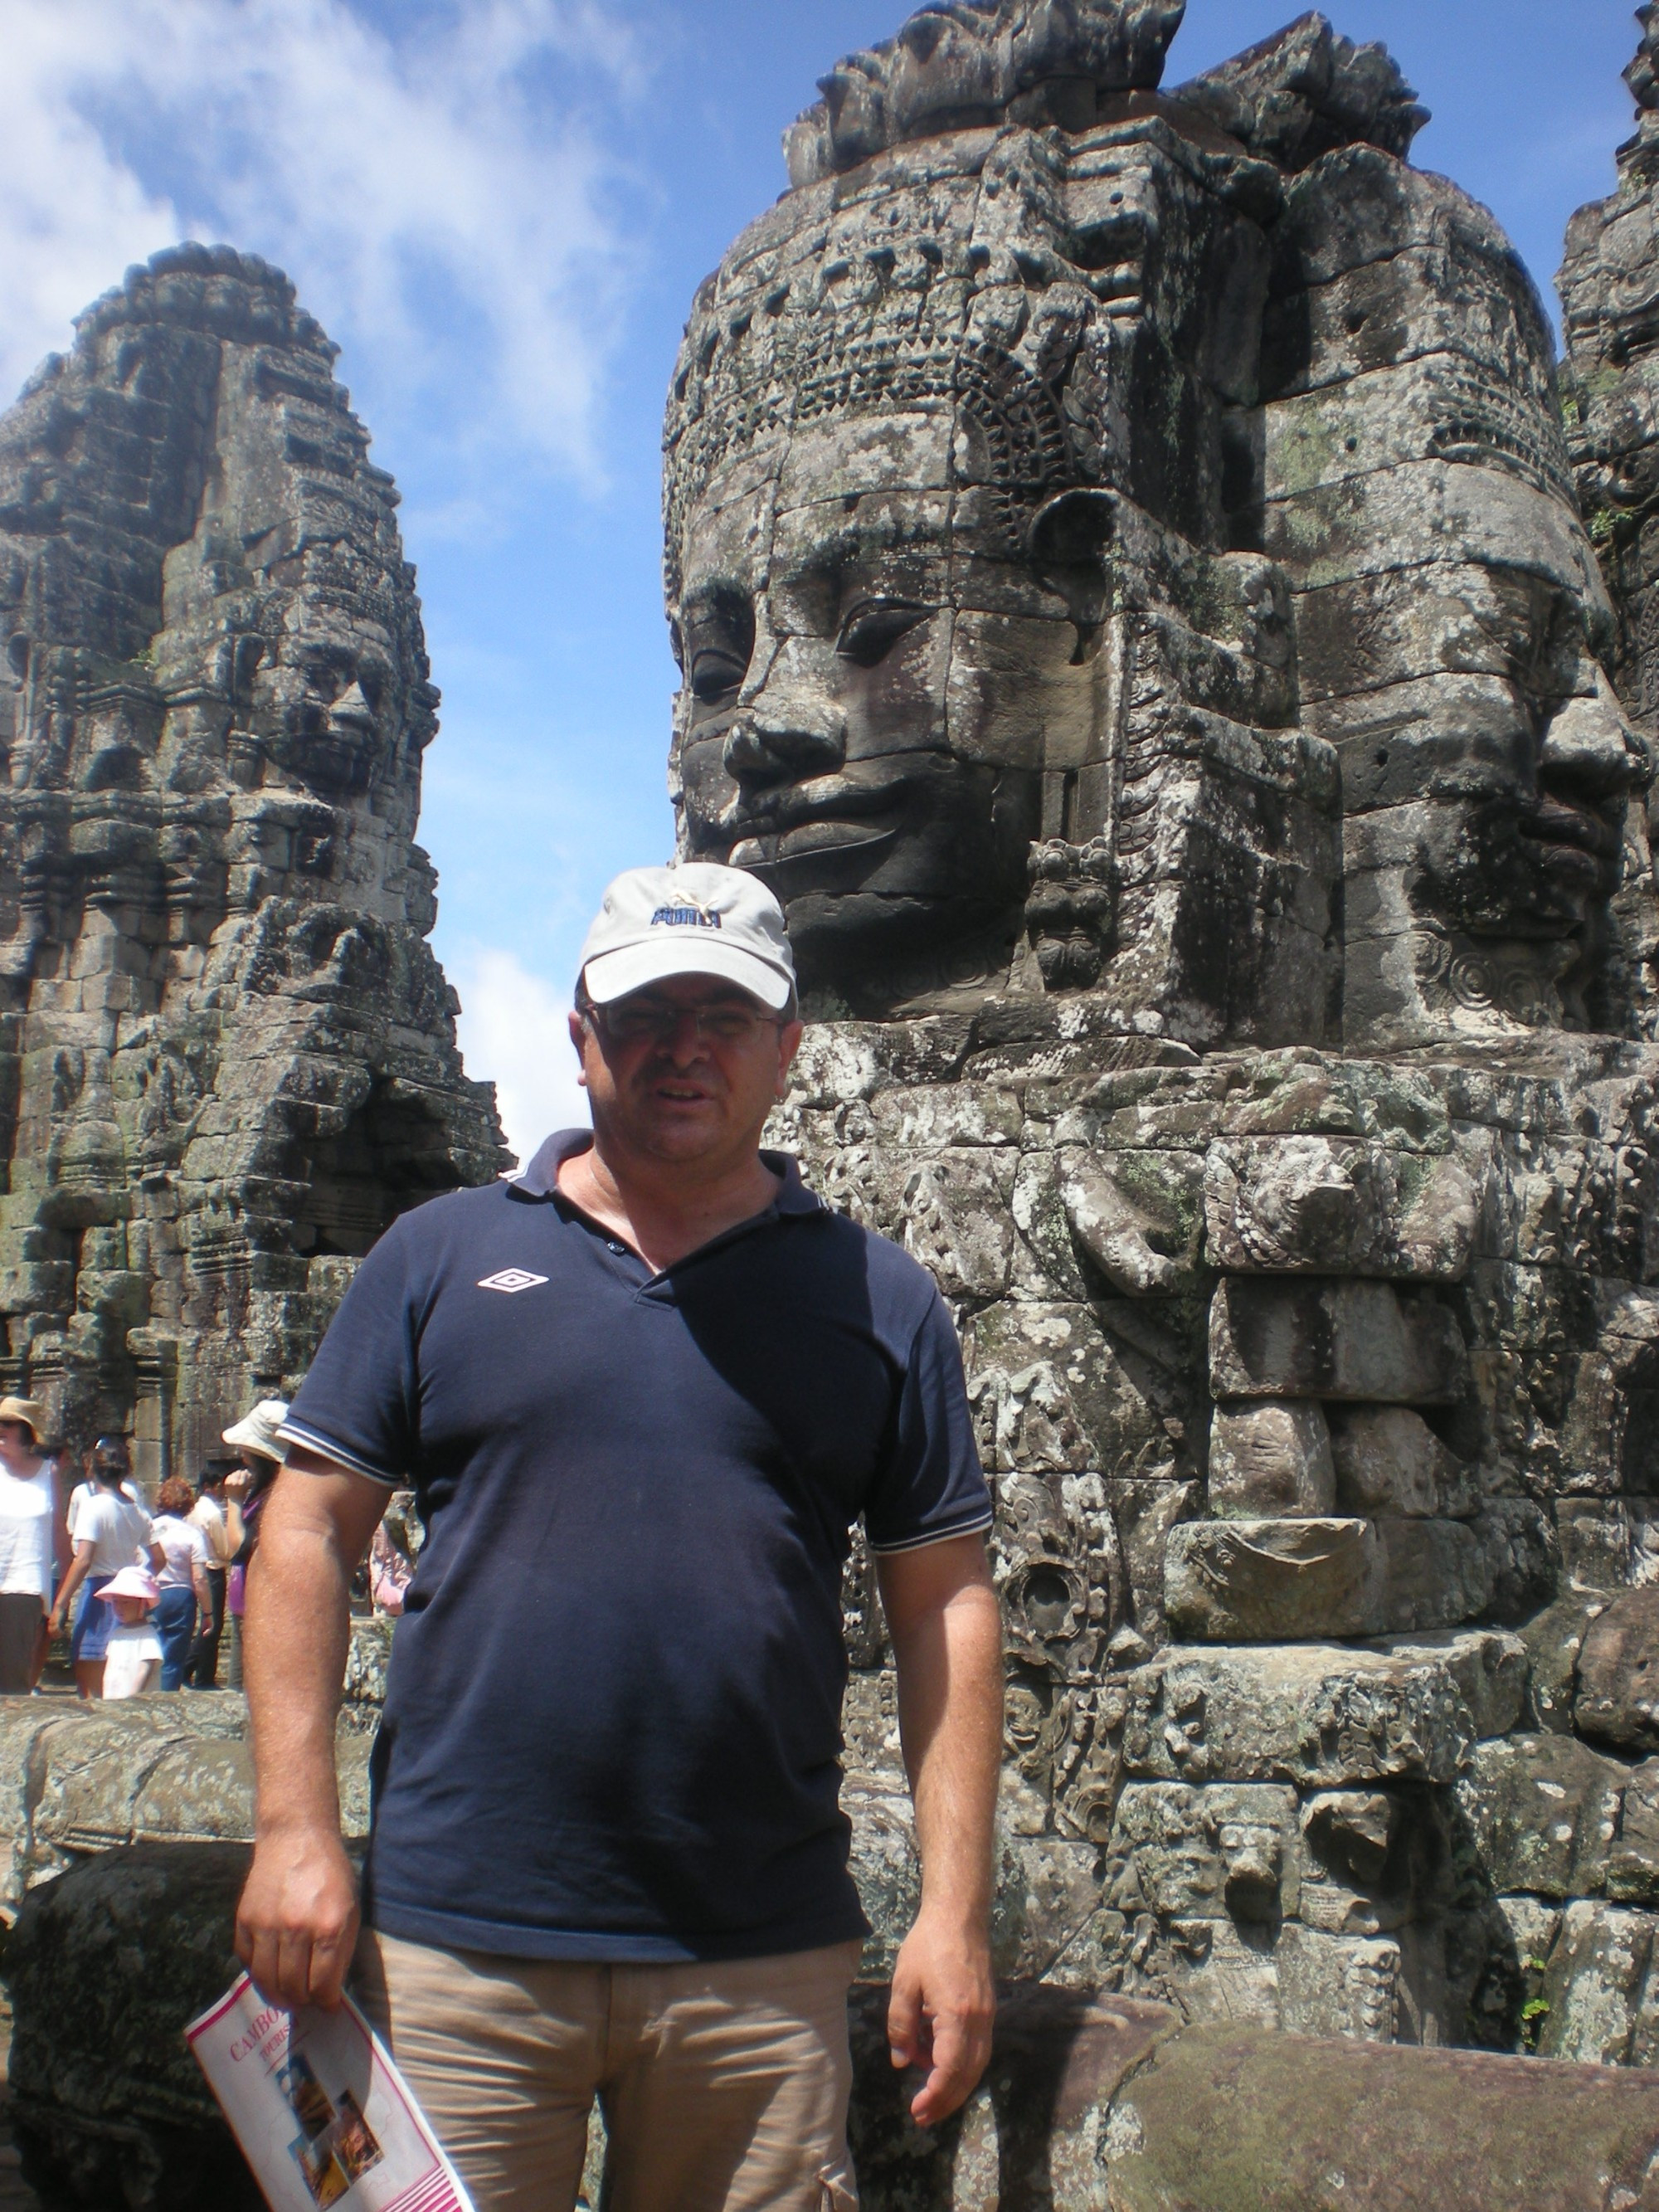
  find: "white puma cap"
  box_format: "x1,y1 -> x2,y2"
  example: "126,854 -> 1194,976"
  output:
578,863 -> 795,1011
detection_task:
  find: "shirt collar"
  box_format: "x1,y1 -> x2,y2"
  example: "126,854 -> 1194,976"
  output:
513,1129 -> 820,1217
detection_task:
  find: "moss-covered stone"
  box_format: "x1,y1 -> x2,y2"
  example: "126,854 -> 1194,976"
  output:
5,1843 -> 262,2211
1111,2021 -> 1659,2212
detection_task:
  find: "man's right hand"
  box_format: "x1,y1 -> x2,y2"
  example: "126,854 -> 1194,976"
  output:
235,1827 -> 360,2010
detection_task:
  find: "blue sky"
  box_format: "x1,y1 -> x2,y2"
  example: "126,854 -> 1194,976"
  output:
0,0 -> 1643,1157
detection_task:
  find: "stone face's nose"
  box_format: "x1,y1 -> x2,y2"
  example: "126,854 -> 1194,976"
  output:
722,703 -> 845,792
327,680 -> 377,735
1540,668 -> 1652,798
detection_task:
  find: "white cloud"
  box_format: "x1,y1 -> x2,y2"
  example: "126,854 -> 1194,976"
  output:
451,944 -> 588,1170
0,0 -> 638,484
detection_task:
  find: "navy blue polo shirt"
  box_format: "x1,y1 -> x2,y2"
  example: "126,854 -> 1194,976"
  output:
283,1131 -> 990,1962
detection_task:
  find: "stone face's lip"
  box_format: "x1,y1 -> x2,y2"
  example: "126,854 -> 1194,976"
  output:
713,772 -> 912,842
731,819 -> 898,863
1520,791 -> 1622,876
709,772 -> 917,870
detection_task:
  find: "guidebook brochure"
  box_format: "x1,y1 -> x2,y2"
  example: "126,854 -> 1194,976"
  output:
187,1973 -> 474,2212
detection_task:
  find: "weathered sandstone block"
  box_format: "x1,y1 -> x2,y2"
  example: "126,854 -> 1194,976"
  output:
1523,1596 -> 1609,1735
1166,1517 -> 1491,1642
1107,2016 -> 1659,2212
0,1693 -> 369,1915
1536,1903 -> 1659,2068
1577,1590 -> 1659,1754
1374,1518 -> 1493,1633
1359,1630 -> 1526,1740
1203,1135 -> 1482,1278
1120,1644 -> 1474,1786
1209,1278 -> 1468,1403
1329,1404 -> 1480,1518
1165,1515 -> 1382,1640
1275,1922 -> 1401,2041
1456,1735 -> 1628,1900
1610,1761 -> 1659,1908
1107,1781 -> 1301,1922
1209,1399 -> 1336,1518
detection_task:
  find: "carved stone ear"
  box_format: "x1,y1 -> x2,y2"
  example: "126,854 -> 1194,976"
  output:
1028,488 -> 1118,663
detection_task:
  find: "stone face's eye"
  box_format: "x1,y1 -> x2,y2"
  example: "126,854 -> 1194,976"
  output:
690,647 -> 749,703
682,588 -> 755,706
836,598 -> 930,668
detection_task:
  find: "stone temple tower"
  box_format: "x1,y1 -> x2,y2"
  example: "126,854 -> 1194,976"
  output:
0,243 -> 508,1474
665,1 -> 1659,2061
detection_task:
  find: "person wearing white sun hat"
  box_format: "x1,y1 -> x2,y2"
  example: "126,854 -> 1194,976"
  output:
236,860 -> 1003,2212
96,1565 -> 164,1699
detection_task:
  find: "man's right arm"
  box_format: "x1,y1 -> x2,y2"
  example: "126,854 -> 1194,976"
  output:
235,1448 -> 388,2010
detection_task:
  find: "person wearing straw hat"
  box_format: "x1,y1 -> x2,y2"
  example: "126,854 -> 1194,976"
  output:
236,862 -> 1003,2212
0,1397 -> 56,1693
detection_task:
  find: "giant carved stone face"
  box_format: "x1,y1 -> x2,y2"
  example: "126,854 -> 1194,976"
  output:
674,465 -> 1091,993
665,80 -> 1334,1030
666,2 -> 1654,1043
1261,145 -> 1653,1038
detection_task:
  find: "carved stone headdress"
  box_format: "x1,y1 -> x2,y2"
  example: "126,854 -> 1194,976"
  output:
784,0 -> 1186,182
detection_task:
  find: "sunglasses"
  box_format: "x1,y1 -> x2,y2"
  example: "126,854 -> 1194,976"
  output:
583,1001 -> 784,1047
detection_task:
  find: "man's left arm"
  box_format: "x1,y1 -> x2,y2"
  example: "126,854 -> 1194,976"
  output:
875,1532 -> 1002,2128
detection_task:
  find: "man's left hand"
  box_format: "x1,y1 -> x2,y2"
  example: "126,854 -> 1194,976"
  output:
887,1905 -> 995,2128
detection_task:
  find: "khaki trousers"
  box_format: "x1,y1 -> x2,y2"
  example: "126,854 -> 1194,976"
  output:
354,1929 -> 863,2212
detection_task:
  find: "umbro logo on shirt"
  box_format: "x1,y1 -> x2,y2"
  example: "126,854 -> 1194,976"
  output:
477,1269 -> 549,1294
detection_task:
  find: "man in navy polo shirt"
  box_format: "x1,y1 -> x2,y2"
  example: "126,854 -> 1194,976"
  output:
235,863 -> 1002,2212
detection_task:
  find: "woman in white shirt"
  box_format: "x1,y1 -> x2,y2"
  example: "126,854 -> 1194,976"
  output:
0,1395 -> 61,1692
148,1476 -> 213,1690
0,1464 -> 52,1693
48,1438 -> 163,1698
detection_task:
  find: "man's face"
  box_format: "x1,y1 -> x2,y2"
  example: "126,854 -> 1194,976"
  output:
674,478 -> 1077,984
0,1421 -> 33,1457
572,972 -> 803,1169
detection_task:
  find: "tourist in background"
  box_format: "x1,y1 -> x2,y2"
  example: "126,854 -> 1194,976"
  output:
367,1515 -> 413,1615
0,1398 -> 69,1584
50,1438 -> 162,1698
222,1401 -> 287,1691
187,1455 -> 240,1688
96,1567 -> 164,1698
0,1398 -> 56,1693
149,1476 -> 214,1690
65,1438 -> 137,1544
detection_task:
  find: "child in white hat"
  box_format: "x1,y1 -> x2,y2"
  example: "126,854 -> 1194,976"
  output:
96,1567 -> 164,1698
